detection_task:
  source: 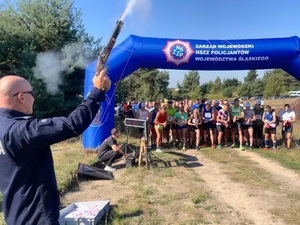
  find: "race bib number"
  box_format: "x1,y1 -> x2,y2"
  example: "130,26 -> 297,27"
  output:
192,118 -> 199,124
167,116 -> 173,121
255,115 -> 261,119
204,112 -> 211,118
269,123 -> 276,128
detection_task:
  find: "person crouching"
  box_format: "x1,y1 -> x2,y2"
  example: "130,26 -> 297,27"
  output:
97,128 -> 124,171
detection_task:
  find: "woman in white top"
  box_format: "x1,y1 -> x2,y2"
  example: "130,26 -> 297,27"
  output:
279,104 -> 296,149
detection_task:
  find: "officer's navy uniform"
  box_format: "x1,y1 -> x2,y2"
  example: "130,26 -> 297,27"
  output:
0,88 -> 105,225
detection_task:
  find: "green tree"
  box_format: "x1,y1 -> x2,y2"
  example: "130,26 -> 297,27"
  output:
251,79 -> 264,97
222,78 -> 240,89
115,69 -> 171,102
237,82 -> 252,98
155,70 -> 171,100
222,87 -> 233,98
244,70 -> 258,82
180,71 -> 200,99
0,0 -> 100,118
262,69 -> 300,94
211,76 -> 222,94
264,73 -> 284,98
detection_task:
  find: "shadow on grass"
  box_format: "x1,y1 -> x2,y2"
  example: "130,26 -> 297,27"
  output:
165,151 -> 204,168
103,205 -> 143,224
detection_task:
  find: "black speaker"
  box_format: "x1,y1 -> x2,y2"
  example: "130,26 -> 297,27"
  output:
77,163 -> 114,180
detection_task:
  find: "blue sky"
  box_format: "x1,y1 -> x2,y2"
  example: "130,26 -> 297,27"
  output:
74,0 -> 300,87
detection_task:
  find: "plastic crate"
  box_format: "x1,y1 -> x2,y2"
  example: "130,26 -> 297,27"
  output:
59,200 -> 110,225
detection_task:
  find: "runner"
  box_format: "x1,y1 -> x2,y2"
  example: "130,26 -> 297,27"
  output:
216,103 -> 230,149
262,105 -> 277,151
230,98 -> 245,151
202,101 -> 216,148
184,104 -> 191,146
135,101 -> 149,140
154,103 -> 168,152
166,100 -> 177,148
188,108 -> 202,150
279,104 -> 296,149
253,101 -> 264,148
148,102 -> 159,148
242,102 -> 256,149
174,107 -> 188,151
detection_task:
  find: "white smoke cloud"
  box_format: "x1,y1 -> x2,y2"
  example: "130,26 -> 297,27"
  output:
33,43 -> 93,95
121,0 -> 152,21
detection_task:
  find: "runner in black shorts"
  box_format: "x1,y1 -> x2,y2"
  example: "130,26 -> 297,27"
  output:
202,101 -> 216,148
262,105 -> 277,151
188,108 -> 202,150
230,98 -> 245,151
253,101 -> 264,148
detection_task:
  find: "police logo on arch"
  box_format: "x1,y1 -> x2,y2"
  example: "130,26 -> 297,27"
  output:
163,40 -> 194,66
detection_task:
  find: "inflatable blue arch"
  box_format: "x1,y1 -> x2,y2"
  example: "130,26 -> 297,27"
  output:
83,35 -> 300,149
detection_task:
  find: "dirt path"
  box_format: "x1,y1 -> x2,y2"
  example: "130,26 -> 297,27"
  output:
236,150 -> 300,193
195,150 -> 288,225
61,149 -> 300,224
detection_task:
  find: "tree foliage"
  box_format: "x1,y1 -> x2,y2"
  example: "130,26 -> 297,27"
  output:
0,0 -> 101,118
115,69 -> 171,102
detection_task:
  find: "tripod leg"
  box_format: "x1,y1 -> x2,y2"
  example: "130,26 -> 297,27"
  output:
138,141 -> 143,168
143,141 -> 148,169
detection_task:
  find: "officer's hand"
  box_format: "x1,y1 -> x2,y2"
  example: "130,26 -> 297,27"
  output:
93,67 -> 111,91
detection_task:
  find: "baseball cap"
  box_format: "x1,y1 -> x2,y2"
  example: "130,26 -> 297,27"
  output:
215,100 -> 220,104
140,101 -> 146,108
256,101 -> 261,105
245,102 -> 251,107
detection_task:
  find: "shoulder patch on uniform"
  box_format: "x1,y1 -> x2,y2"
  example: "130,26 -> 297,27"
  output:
39,118 -> 52,125
41,119 -> 49,123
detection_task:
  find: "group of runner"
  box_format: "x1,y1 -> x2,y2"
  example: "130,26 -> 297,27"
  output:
120,98 -> 296,152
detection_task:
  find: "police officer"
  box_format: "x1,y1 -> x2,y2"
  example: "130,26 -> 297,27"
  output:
0,68 -> 111,225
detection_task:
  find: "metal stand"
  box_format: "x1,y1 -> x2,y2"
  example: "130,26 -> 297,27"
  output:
138,138 -> 170,169
121,126 -> 136,154
122,118 -> 169,169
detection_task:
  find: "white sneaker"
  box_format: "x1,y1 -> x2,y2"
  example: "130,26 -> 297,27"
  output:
104,166 -> 116,172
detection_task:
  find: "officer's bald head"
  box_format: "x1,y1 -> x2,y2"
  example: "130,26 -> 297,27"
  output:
0,75 -> 34,114
0,76 -> 31,96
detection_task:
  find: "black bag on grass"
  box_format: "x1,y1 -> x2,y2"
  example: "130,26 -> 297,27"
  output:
77,163 -> 114,180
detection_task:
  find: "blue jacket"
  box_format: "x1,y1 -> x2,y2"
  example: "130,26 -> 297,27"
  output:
0,87 -> 105,225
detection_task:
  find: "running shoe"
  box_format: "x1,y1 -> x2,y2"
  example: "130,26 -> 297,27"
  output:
217,144 -> 222,149
173,143 -> 177,149
104,166 -> 116,172
182,146 -> 186,151
156,147 -> 163,153
196,146 -> 201,151
272,147 -> 277,151
212,144 -> 217,148
202,143 -> 208,147
263,147 -> 268,151
240,146 -> 246,151
230,143 -> 236,148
